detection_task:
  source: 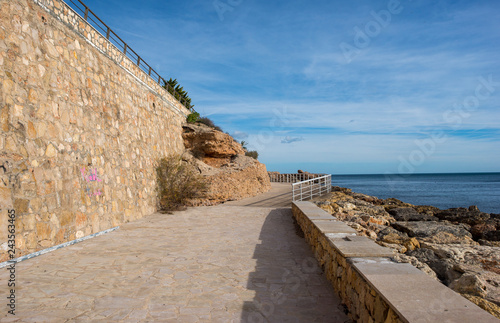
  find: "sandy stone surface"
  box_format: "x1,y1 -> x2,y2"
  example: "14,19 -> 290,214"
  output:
0,203 -> 348,322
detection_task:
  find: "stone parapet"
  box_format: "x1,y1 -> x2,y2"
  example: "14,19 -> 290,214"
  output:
292,201 -> 499,322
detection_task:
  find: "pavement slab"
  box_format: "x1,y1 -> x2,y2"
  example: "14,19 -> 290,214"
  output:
0,196 -> 348,322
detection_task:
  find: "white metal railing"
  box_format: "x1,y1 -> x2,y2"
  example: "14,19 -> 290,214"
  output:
292,174 -> 332,201
268,172 -> 323,183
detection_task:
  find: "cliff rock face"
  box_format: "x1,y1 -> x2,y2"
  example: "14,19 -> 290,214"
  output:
181,123 -> 271,204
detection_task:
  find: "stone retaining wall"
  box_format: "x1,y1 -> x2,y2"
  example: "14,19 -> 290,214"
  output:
0,0 -> 190,261
292,201 -> 498,322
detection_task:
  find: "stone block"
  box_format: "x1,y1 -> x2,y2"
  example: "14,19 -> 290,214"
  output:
330,236 -> 395,258
59,210 -> 73,227
312,219 -> 358,234
36,222 -> 51,240
13,198 -> 30,214
75,212 -> 86,229
45,143 -> 57,157
0,186 -> 13,208
26,230 -> 37,249
21,213 -> 36,231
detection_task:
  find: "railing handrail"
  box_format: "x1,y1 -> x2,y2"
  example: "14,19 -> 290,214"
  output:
291,174 -> 330,187
65,0 -> 194,112
268,172 -> 326,183
291,174 -> 332,201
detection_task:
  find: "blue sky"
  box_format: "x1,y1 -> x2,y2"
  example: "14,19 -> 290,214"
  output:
71,0 -> 500,174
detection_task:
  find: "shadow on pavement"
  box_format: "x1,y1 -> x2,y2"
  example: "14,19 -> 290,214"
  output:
240,208 -> 350,323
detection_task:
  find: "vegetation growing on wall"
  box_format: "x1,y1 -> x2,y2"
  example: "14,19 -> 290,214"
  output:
156,155 -> 207,211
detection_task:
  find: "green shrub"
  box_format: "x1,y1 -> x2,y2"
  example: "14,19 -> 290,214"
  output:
186,112 -> 200,123
156,155 -> 207,211
245,150 -> 259,160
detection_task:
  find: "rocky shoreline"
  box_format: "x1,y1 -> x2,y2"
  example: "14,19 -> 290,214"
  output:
312,187 -> 500,319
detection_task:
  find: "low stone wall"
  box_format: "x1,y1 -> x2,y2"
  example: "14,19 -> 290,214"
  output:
292,201 -> 498,323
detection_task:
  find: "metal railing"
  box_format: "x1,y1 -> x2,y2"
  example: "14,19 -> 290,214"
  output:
268,173 -> 324,183
292,174 -> 332,201
65,0 -> 194,111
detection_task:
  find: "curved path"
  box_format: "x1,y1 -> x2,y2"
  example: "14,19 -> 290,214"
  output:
0,184 -> 349,322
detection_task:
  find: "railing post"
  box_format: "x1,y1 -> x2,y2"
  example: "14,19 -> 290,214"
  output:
106,27 -> 110,39
137,56 -> 141,66
84,7 -> 89,20
123,44 -> 127,55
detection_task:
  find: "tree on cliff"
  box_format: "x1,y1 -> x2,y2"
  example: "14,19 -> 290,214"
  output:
164,78 -> 194,110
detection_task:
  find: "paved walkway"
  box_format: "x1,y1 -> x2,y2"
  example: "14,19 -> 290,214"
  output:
224,183 -> 293,208
0,187 -> 348,322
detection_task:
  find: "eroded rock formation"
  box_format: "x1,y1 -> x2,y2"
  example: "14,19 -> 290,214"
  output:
181,123 -> 271,205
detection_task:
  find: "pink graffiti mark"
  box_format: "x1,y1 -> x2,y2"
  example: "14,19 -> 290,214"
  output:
81,167 -> 103,197
85,188 -> 102,196
80,167 -> 103,182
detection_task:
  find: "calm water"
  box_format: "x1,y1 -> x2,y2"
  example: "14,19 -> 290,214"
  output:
332,173 -> 500,214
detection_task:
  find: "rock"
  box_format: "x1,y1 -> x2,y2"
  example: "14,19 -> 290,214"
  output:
182,123 -> 245,158
392,221 -> 472,241
479,240 -> 500,247
45,143 -> 57,157
450,273 -> 487,298
417,243 -> 500,304
413,205 -> 441,216
485,230 -> 500,242
388,207 -> 436,221
201,159 -> 271,204
471,221 -> 499,241
351,192 -> 382,204
418,231 -> 477,245
181,123 -> 270,205
461,294 -> 500,320
331,186 -> 352,193
383,197 -> 414,209
377,226 -> 408,244
404,237 -> 420,251
435,207 -> 490,226
407,248 -> 458,283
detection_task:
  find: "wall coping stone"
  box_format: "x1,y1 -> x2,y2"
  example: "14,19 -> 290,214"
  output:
350,257 -> 498,322
330,235 -> 396,258
311,219 -> 358,234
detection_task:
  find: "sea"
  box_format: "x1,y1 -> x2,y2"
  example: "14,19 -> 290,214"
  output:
332,173 -> 500,214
